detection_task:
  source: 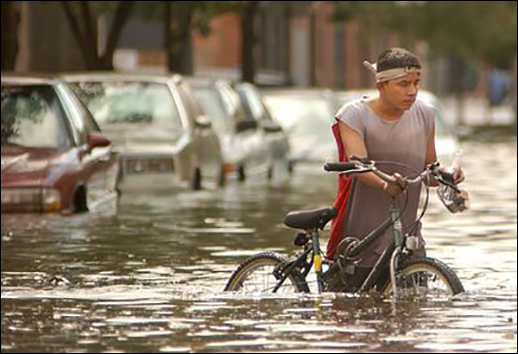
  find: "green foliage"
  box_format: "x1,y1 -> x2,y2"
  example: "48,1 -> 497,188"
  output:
332,1 -> 517,67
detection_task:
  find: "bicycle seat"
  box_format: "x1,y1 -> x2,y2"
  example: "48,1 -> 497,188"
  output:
284,207 -> 337,230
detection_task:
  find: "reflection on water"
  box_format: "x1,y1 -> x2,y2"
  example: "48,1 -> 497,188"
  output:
2,139 -> 517,353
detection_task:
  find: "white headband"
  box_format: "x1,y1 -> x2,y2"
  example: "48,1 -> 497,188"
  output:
363,60 -> 421,83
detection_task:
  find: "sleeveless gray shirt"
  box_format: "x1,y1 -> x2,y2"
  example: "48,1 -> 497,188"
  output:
335,96 -> 435,266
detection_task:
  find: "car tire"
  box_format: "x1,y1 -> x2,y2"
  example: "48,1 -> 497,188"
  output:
73,186 -> 88,213
191,167 -> 203,190
238,165 -> 246,183
218,165 -> 227,187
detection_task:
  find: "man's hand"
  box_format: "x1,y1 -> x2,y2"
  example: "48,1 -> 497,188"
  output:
453,166 -> 465,185
383,172 -> 407,197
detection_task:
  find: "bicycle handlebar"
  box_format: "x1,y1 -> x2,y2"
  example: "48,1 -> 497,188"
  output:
323,159 -> 456,189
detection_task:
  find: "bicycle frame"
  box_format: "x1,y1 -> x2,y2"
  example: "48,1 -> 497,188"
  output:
272,198 -> 405,294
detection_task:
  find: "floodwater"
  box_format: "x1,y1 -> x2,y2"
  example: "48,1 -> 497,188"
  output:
1,138 -> 517,353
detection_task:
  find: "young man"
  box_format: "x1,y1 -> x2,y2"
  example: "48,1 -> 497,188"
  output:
327,48 -> 465,291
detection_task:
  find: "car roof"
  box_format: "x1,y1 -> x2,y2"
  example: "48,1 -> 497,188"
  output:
1,72 -> 62,86
60,71 -> 183,85
184,76 -> 232,88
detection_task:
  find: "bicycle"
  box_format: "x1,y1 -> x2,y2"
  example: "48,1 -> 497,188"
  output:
224,157 -> 466,297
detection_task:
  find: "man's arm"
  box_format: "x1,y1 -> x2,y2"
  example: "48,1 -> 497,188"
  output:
338,121 -> 405,196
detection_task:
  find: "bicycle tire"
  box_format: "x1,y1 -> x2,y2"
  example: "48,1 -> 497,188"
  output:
224,252 -> 310,293
383,257 -> 464,296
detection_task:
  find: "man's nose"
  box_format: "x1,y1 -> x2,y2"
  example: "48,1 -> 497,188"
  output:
408,84 -> 418,96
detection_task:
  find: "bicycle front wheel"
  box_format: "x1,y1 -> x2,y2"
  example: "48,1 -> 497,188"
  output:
383,257 -> 465,297
224,252 -> 310,293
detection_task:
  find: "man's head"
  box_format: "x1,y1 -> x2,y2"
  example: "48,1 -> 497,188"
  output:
365,48 -> 422,111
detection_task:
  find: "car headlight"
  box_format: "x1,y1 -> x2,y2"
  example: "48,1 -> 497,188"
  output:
41,188 -> 62,212
1,188 -> 62,213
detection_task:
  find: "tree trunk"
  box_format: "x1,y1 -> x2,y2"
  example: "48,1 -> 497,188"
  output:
101,0 -> 135,70
165,3 -> 194,75
60,1 -> 134,71
241,1 -> 260,83
1,1 -> 20,70
513,55 -> 517,127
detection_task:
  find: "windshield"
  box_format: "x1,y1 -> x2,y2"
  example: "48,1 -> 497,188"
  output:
1,85 -> 71,149
70,82 -> 184,132
264,95 -> 334,138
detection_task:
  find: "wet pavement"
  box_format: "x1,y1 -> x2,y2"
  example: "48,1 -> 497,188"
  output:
1,138 -> 517,353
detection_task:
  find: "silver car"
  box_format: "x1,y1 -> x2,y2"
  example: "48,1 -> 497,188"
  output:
63,73 -> 224,191
233,82 -> 292,178
188,78 -> 271,182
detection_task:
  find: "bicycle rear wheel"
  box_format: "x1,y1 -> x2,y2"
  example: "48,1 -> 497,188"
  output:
383,257 -> 464,297
224,252 -> 310,293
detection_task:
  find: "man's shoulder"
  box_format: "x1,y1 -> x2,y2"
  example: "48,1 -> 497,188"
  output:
335,97 -> 369,120
413,98 -> 436,115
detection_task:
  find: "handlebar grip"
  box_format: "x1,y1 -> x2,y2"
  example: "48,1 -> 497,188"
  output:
324,162 -> 357,172
438,170 -> 455,184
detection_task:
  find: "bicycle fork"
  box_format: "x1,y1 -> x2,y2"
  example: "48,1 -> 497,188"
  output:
390,203 -> 404,297
312,229 -> 324,293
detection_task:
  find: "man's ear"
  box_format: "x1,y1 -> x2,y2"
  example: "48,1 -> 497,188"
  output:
376,82 -> 387,91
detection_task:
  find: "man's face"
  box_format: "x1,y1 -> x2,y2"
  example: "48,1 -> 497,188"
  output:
378,72 -> 421,111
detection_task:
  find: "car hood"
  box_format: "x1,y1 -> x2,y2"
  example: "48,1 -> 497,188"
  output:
1,146 -> 67,187
100,124 -> 186,151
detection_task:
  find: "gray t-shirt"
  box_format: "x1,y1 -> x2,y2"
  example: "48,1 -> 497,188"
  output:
335,96 -> 435,266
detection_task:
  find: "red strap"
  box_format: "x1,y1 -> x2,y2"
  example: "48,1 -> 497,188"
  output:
326,121 -> 353,260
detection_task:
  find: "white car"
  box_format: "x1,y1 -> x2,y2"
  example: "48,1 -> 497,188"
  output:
63,73 -> 224,192
188,78 -> 272,182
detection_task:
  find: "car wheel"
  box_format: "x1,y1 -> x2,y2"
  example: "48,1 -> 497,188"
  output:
267,166 -> 274,181
238,165 -> 246,183
218,165 -> 227,187
73,186 -> 88,213
191,167 -> 203,190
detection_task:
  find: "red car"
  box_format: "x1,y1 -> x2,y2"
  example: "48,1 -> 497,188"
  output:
1,73 -> 120,214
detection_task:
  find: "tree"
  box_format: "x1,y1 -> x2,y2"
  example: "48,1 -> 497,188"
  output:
240,1 -> 260,83
59,1 -> 135,70
136,2 -> 231,74
236,1 -> 311,83
1,1 -> 21,70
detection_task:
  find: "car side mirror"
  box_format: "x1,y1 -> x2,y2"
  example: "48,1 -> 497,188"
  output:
88,132 -> 111,151
236,119 -> 258,134
195,115 -> 212,129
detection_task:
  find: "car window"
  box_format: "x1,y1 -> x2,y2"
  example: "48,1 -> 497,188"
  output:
236,84 -> 271,122
70,82 -> 184,133
56,83 -> 91,145
177,82 -> 204,121
218,83 -> 247,122
61,84 -> 101,136
1,85 -> 71,149
192,86 -> 233,136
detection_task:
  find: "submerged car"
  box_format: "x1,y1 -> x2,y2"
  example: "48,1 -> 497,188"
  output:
63,73 -> 224,191
1,73 -> 119,214
233,82 -> 292,178
188,78 -> 272,181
